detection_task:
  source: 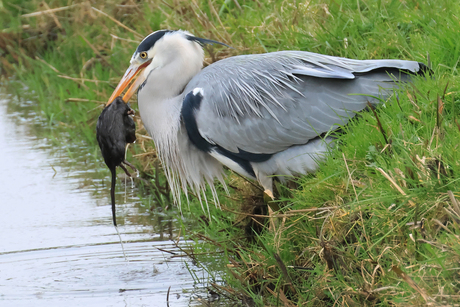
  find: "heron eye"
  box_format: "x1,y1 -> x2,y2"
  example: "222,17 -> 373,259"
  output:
140,52 -> 148,59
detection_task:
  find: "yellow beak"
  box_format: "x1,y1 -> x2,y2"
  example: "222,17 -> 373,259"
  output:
107,59 -> 152,106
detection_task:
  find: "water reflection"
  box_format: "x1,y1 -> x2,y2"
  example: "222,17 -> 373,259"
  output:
0,90 -> 225,306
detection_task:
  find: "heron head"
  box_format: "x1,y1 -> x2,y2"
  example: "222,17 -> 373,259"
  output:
107,30 -> 229,106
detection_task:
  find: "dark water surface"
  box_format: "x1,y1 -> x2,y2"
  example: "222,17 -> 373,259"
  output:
0,91 -> 221,306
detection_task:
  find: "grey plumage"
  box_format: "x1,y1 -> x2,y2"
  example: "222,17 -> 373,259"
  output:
108,30 -> 426,208
187,51 -> 418,154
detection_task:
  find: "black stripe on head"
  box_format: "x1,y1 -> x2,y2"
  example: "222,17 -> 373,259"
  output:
137,30 -> 174,52
185,35 -> 231,49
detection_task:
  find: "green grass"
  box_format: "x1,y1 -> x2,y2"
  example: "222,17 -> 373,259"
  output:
2,0 -> 460,305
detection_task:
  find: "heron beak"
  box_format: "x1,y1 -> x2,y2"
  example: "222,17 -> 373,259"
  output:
107,60 -> 152,106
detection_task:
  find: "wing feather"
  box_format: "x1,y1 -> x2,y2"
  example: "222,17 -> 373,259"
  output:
183,51 -> 422,156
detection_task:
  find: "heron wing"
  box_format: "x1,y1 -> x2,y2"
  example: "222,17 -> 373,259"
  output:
183,51 -> 422,155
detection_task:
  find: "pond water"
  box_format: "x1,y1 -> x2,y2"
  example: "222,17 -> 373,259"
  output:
0,90 -> 225,306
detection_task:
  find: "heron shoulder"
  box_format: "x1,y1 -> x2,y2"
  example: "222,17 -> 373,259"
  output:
180,50 -> 425,158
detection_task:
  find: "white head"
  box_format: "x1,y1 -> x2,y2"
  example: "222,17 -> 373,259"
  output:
107,30 -> 229,105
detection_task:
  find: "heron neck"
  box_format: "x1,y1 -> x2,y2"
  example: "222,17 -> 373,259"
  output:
140,40 -> 204,101
137,49 -> 203,143
138,94 -> 182,144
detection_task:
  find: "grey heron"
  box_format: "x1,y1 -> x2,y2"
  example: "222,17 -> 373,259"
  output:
106,30 -> 427,208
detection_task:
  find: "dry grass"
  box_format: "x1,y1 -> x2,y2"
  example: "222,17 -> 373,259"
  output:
2,0 -> 460,305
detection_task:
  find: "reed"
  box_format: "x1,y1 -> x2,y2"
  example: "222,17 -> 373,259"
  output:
2,0 -> 460,305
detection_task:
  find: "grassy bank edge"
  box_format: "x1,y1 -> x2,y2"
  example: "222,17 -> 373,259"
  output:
2,0 -> 460,305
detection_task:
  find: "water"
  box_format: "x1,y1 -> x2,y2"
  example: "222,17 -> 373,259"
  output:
0,91 -> 224,306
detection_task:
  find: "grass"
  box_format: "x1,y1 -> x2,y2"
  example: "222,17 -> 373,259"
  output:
2,0 -> 460,305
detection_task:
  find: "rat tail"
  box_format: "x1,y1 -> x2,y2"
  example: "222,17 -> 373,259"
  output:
110,167 -> 117,227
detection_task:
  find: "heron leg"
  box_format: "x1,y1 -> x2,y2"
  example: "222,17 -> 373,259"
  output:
255,171 -> 278,232
254,170 -> 273,199
264,189 -> 275,200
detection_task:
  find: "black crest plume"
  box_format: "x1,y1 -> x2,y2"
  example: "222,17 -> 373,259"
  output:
185,34 -> 231,48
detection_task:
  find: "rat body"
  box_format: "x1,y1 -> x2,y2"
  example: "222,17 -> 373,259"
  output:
96,96 -> 136,226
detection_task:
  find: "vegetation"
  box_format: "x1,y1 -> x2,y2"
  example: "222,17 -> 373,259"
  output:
1,0 -> 460,305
